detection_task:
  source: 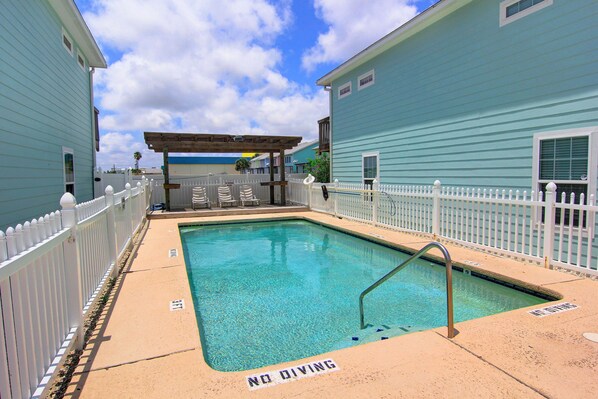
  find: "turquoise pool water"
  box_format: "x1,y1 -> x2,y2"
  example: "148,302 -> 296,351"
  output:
180,220 -> 547,372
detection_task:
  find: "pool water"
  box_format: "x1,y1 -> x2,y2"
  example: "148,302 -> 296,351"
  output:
180,220 -> 547,372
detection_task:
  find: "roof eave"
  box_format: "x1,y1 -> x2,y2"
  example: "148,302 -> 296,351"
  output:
49,0 -> 107,68
316,0 -> 472,86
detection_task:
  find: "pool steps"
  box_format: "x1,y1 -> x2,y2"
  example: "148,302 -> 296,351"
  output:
333,324 -> 426,350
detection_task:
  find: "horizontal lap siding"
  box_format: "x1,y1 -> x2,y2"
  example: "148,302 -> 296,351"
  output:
0,0 -> 94,230
331,0 -> 598,191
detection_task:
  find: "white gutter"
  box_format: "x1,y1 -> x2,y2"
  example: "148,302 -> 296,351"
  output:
316,0 -> 472,86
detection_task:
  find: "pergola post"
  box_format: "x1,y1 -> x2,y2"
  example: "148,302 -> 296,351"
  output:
280,148 -> 286,205
163,146 -> 170,211
269,152 -> 275,205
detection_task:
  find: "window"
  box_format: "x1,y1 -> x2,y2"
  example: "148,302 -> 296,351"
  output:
500,0 -> 552,27
533,128 -> 598,227
284,155 -> 291,164
62,29 -> 73,55
358,70 -> 375,90
362,152 -> 379,188
63,147 -> 75,195
338,82 -> 352,99
77,51 -> 86,70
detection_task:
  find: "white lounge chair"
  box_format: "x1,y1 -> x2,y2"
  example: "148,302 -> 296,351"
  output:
192,186 -> 211,210
217,186 -> 238,207
239,185 -> 260,206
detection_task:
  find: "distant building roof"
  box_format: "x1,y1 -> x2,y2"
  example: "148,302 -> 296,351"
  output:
168,156 -> 241,165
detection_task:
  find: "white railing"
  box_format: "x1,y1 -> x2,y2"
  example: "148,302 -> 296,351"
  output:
149,173 -> 307,208
296,179 -> 598,276
0,178 -> 151,399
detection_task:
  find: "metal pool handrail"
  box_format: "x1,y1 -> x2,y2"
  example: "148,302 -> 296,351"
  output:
359,241 -> 455,338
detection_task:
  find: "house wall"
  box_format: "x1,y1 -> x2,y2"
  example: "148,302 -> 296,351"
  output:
0,0 -> 95,230
289,144 -> 318,172
330,0 -> 598,191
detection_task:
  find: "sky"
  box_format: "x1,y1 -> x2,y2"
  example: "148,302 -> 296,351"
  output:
74,0 -> 437,170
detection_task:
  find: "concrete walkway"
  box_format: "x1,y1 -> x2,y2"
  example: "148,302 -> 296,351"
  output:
66,212 -> 598,398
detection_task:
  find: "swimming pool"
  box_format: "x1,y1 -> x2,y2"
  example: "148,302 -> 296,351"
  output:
180,219 -> 548,372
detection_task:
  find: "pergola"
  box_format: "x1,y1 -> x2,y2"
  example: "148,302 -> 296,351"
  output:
143,132 -> 303,211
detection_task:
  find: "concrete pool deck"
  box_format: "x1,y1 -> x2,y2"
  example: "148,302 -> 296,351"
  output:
66,212 -> 598,398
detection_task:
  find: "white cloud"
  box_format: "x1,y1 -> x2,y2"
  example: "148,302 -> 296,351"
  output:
97,132 -> 162,169
84,0 -> 327,169
302,0 -> 418,72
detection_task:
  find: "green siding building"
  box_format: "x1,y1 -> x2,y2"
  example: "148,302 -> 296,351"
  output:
0,0 -> 106,230
317,0 -> 598,202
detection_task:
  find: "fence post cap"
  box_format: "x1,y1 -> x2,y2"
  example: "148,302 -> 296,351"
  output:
137,182 -> 142,187
434,180 -> 441,187
60,192 -> 77,208
125,183 -> 132,189
105,185 -> 114,195
546,182 -> 557,192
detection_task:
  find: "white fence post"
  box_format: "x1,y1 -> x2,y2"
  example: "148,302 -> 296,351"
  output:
543,182 -> 557,269
432,180 -> 441,239
308,182 -> 313,209
60,193 -> 85,350
125,183 -> 133,238
105,186 -> 119,278
333,179 -> 339,216
373,179 -> 380,225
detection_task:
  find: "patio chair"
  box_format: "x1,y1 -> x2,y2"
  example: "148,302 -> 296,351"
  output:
239,185 -> 260,206
217,185 -> 238,207
192,186 -> 211,210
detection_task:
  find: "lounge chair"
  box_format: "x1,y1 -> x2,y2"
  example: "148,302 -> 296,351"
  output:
192,186 -> 211,210
239,185 -> 260,206
217,186 -> 238,207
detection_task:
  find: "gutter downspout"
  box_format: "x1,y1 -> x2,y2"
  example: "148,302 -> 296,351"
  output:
89,67 -> 96,198
89,67 -> 97,197
324,85 -> 332,182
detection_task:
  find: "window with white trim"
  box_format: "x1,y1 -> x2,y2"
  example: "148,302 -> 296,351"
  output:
500,0 -> 553,27
362,152 -> 379,188
338,82 -> 352,99
62,29 -> 73,55
358,70 -> 375,90
533,128 -> 598,227
63,147 -> 75,195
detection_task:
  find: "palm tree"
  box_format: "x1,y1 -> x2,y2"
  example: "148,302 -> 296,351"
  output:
133,151 -> 142,170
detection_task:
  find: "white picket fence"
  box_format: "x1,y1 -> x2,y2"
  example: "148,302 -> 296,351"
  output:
0,179 -> 151,399
289,178 -> 598,276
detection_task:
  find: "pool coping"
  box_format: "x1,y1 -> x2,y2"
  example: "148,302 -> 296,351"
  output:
67,211 -> 598,399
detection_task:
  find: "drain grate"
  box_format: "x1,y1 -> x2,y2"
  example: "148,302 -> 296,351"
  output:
169,248 -> 178,258
170,299 -> 185,311
528,302 -> 577,317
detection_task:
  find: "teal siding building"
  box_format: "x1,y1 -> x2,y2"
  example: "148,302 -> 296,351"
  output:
249,140 -> 318,174
0,0 -> 106,230
318,0 -> 598,201
284,140 -> 318,173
